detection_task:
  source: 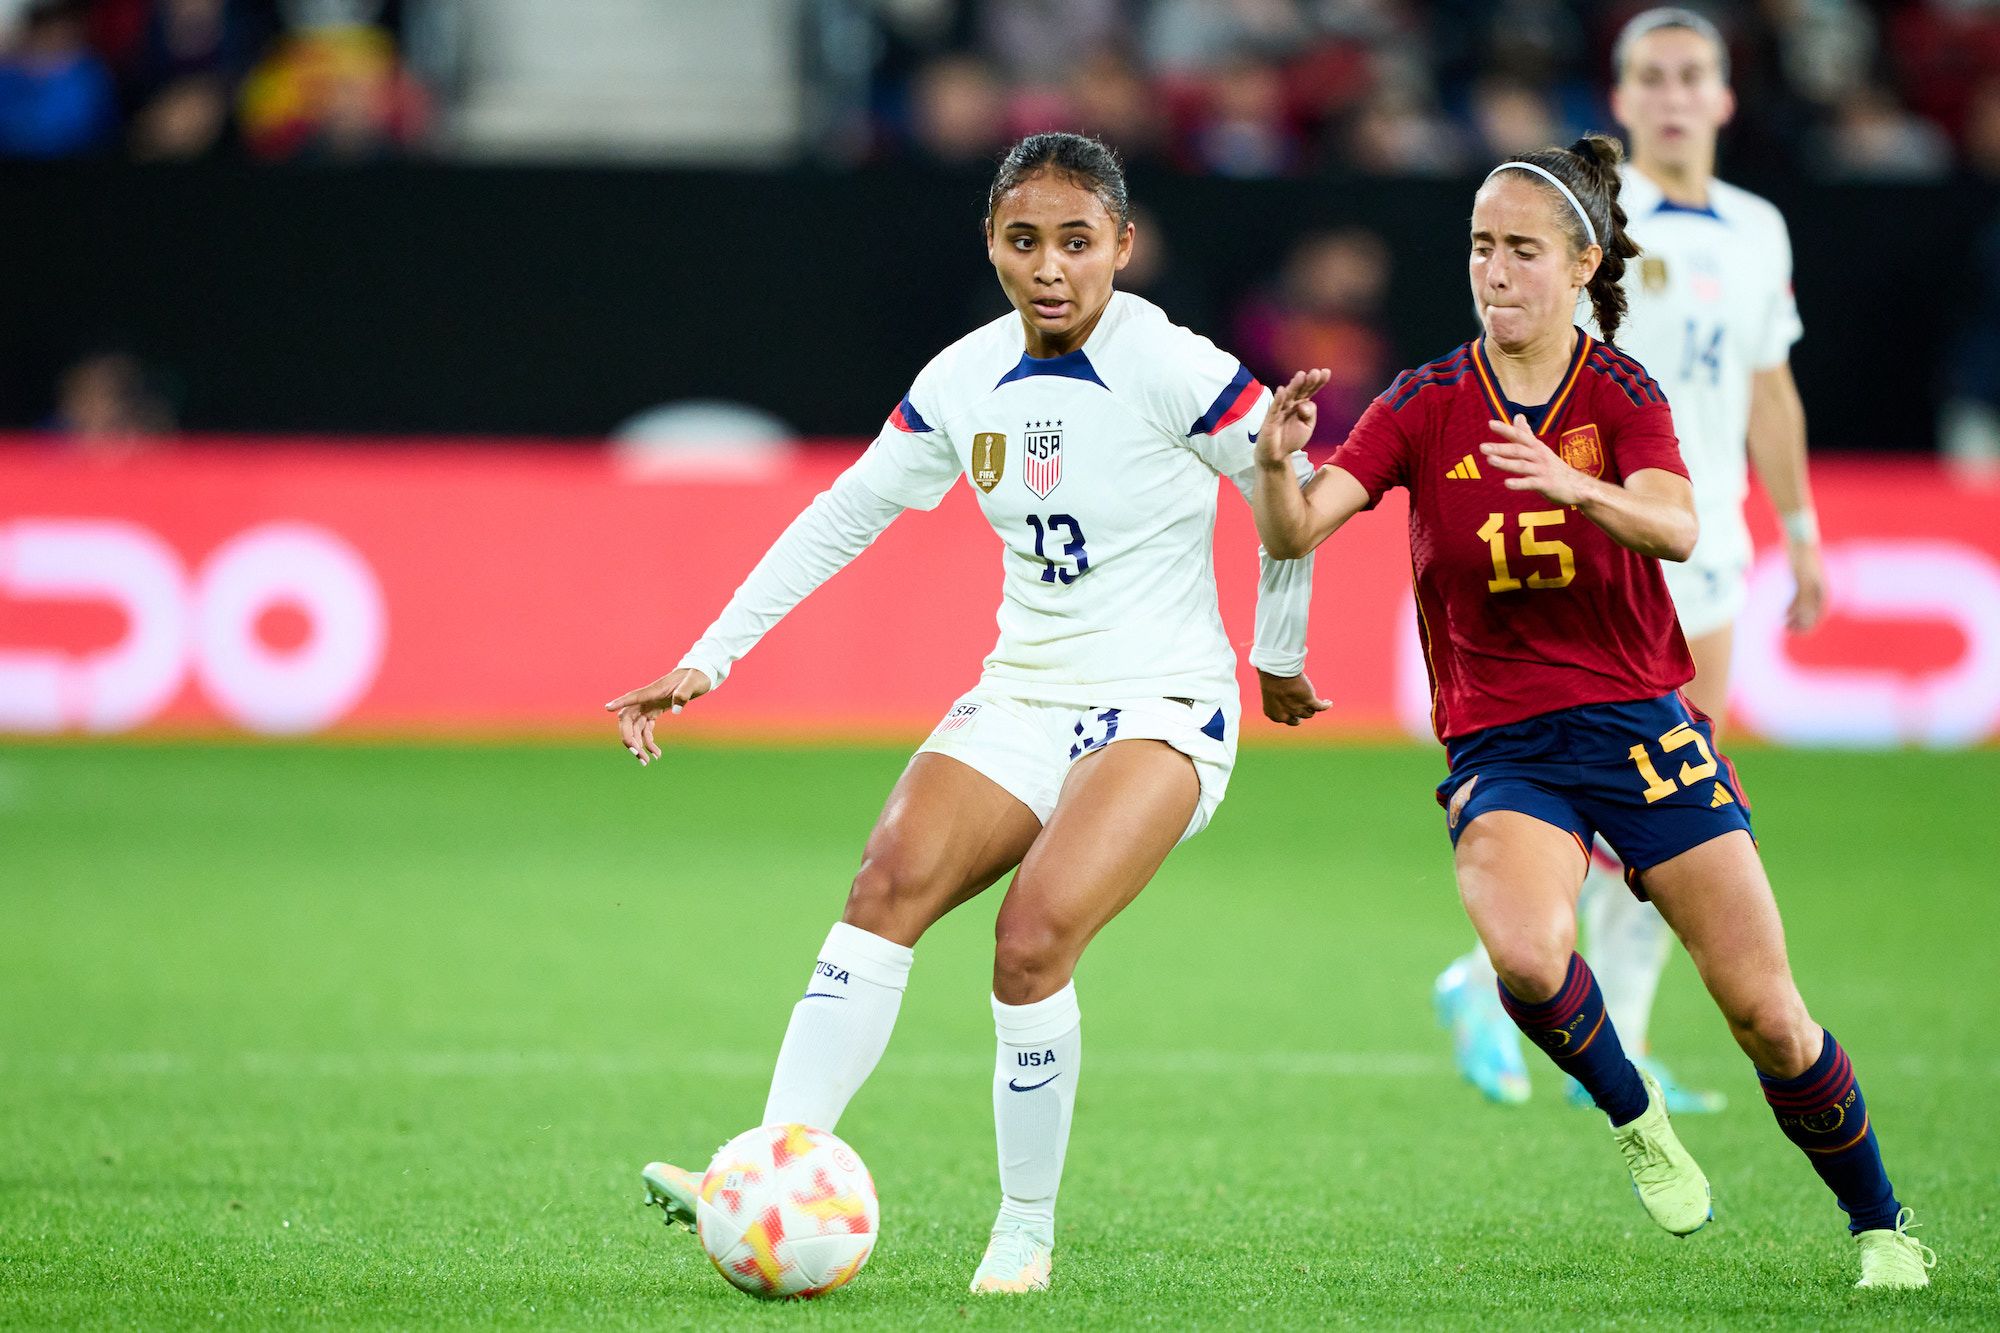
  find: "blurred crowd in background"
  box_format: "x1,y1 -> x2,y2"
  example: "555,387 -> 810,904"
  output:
0,0 -> 425,160
866,0 -> 2000,181
6,0 -> 2000,178
6,0 -> 1998,460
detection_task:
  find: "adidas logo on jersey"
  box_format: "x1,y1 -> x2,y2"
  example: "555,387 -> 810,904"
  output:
1711,782 -> 1735,808
1446,455 -> 1481,480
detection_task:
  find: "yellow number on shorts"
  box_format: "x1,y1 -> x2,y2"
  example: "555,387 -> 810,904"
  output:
1660,722 -> 1717,785
1479,511 -> 1575,593
1628,721 -> 1718,803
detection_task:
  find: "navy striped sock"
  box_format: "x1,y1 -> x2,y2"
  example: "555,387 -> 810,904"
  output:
1498,953 -> 1648,1126
1759,1030 -> 1901,1234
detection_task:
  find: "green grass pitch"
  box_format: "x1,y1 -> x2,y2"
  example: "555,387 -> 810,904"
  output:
2,740 -> 1996,1329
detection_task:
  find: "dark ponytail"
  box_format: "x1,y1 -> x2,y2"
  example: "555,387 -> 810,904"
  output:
1492,132 -> 1640,344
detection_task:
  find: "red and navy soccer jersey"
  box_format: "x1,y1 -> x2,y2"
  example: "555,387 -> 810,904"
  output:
1329,329 -> 1696,741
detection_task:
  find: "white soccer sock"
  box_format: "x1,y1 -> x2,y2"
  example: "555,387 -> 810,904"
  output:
991,983 -> 1082,1233
1577,849 -> 1675,1053
761,921 -> 913,1131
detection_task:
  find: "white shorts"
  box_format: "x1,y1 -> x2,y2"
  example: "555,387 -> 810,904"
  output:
1662,550 -> 1749,641
915,686 -> 1240,843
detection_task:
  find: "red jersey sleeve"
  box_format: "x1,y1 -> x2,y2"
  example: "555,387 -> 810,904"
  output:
1326,395 -> 1413,506
1600,384 -> 1680,478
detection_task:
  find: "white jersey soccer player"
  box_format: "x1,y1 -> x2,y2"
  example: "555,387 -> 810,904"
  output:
1434,8 -> 1826,1117
835,290 -> 1305,831
673,289 -> 1310,833
1615,163 -> 1802,637
610,133 -> 1328,1297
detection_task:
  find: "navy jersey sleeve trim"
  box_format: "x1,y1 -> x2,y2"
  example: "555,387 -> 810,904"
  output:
888,393 -> 934,433
1588,346 -> 1666,407
1381,345 -> 1471,412
1188,362 -> 1262,436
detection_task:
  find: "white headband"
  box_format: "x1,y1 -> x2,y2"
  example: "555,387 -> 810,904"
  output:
1485,161 -> 1597,249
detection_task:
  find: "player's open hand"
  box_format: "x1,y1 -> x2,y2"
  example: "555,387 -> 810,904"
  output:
1480,415 -> 1589,506
1255,369 -> 1331,469
1786,540 -> 1827,633
1259,670 -> 1331,727
603,667 -> 712,767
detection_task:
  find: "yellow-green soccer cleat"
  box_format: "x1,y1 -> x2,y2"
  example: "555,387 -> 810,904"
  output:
1610,1067 -> 1712,1236
641,1160 -> 700,1232
969,1216 -> 1053,1294
1855,1208 -> 1936,1289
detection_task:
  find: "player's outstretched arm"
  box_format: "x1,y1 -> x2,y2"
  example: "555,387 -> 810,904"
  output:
1250,370 -> 1370,559
1479,415 -> 1698,561
606,668 -> 712,766
600,466 -> 908,767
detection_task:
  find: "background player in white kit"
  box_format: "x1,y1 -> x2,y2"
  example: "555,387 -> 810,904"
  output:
1434,8 -> 1827,1112
607,133 -> 1329,1294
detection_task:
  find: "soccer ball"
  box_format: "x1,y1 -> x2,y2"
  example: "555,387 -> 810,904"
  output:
696,1123 -> 878,1299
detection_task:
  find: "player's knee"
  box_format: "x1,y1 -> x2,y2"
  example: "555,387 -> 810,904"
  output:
1727,991 -> 1816,1076
991,909 -> 1076,1006
1484,921 -> 1575,1004
842,851 -> 943,941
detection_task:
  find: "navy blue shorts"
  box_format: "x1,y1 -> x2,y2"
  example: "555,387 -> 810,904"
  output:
1435,693 -> 1753,898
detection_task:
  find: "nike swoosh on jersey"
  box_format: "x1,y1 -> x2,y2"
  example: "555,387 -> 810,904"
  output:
1007,1072 -> 1060,1092
1247,429 -> 1261,444
802,992 -> 845,1000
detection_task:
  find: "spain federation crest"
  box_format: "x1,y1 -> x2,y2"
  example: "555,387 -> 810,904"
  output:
1023,421 -> 1063,499
972,433 -> 1006,493
1557,423 -> 1605,477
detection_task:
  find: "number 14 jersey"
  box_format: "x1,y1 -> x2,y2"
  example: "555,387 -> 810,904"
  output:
1329,329 -> 1695,741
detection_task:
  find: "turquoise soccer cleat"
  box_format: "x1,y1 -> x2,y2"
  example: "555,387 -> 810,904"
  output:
1433,957 -> 1531,1105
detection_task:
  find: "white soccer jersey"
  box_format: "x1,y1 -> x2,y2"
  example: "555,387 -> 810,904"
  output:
1610,165 -> 1803,570
676,292 -> 1311,710
853,292 -> 1301,706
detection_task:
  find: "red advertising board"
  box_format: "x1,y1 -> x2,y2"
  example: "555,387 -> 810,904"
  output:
3,441 -> 1997,746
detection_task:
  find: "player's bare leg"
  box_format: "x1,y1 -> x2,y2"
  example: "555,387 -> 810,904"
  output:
971,738 -> 1199,1293
1641,831 -> 1930,1284
1573,622 -> 1735,1115
1456,812 -> 1710,1235
841,753 -> 1045,947
764,753 -> 1041,1128
647,756 -> 1038,1231
1681,625 -> 1733,726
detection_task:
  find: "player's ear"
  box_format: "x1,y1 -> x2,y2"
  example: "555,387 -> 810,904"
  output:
1574,242 -> 1602,288
1718,83 -> 1737,130
1114,220 -> 1135,272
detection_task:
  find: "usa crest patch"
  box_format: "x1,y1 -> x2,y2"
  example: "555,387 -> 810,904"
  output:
1023,421 -> 1063,499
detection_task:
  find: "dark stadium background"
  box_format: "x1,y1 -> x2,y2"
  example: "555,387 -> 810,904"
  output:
6,165 -> 1993,449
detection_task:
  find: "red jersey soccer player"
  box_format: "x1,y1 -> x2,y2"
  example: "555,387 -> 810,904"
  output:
1251,136 -> 1933,1290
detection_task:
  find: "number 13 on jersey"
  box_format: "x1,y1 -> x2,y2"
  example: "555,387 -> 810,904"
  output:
1027,514 -> 1089,585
